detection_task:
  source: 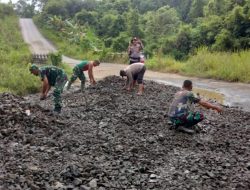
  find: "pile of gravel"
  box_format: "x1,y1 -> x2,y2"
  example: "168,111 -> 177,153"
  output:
0,76 -> 249,189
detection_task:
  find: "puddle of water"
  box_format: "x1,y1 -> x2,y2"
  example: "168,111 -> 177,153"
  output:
153,79 -> 225,104
193,88 -> 224,104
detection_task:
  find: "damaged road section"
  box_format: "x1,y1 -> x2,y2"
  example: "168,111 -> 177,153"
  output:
0,76 -> 250,190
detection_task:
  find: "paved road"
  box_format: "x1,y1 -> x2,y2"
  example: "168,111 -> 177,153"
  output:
19,18 -> 250,111
20,18 -> 56,54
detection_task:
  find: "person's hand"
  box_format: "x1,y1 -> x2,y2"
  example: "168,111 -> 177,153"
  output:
215,106 -> 222,113
126,87 -> 131,91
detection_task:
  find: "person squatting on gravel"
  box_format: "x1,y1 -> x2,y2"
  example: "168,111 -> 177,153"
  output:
120,62 -> 146,95
66,60 -> 100,92
168,80 -> 222,134
29,64 -> 68,113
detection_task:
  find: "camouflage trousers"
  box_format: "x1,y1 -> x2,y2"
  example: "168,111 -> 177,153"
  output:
53,73 -> 68,111
170,111 -> 204,128
69,66 -> 86,85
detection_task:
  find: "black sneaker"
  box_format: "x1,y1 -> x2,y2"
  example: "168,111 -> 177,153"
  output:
177,126 -> 195,135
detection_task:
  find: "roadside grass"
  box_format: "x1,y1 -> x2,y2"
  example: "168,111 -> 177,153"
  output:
146,55 -> 184,73
145,48 -> 250,83
182,48 -> 250,83
0,15 -> 40,95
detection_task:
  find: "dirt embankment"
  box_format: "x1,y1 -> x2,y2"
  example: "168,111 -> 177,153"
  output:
1,76 -> 250,190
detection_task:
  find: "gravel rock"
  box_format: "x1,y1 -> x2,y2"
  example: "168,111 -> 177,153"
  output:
0,76 -> 250,189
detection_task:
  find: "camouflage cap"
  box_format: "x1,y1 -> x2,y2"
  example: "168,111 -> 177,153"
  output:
29,64 -> 39,72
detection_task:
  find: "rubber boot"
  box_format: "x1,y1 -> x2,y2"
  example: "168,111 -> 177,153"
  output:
137,84 -> 144,95
54,107 -> 61,113
80,80 -> 85,92
66,81 -> 72,90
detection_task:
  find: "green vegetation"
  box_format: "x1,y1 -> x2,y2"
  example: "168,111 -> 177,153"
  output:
0,3 -> 40,95
0,3 -> 73,95
184,48 -> 250,82
147,48 -> 250,83
47,52 -> 73,76
35,21 -> 101,60
13,0 -> 250,83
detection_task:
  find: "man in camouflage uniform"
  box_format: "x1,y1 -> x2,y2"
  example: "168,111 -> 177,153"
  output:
30,64 -> 68,113
67,60 -> 100,91
168,80 -> 222,134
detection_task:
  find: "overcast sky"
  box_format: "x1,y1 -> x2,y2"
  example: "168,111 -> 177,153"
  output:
1,0 -> 19,3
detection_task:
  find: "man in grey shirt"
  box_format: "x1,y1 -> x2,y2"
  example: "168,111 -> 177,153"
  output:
120,62 -> 146,95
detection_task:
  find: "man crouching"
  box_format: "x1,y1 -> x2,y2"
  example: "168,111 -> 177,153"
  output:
168,80 -> 222,134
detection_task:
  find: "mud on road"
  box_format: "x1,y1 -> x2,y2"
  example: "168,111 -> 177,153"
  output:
0,76 -> 250,190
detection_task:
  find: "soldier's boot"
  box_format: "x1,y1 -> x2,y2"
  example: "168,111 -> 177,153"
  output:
80,80 -> 85,92
66,81 -> 73,90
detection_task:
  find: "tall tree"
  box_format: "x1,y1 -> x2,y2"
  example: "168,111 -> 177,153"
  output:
204,0 -> 227,16
43,0 -> 67,17
145,6 -> 180,37
127,9 -> 143,38
15,0 -> 36,18
188,0 -> 208,21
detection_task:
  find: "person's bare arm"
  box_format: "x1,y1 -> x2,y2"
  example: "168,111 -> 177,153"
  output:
138,39 -> 144,50
88,63 -> 95,84
127,44 -> 131,55
199,100 -> 222,113
41,76 -> 50,100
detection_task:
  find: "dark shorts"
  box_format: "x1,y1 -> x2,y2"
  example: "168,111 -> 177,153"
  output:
170,111 -> 204,128
133,66 -> 146,84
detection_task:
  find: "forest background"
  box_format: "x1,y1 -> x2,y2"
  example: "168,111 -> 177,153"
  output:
0,0 -> 250,94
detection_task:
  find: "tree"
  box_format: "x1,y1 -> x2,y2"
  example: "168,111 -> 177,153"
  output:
112,32 -> 130,52
145,6 -> 180,37
81,0 -> 98,11
212,29 -> 235,51
188,0 -> 208,21
97,13 -> 121,37
195,15 -> 223,46
204,0 -> 227,16
226,6 -> 250,38
65,0 -> 84,17
113,0 -> 130,14
15,0 -> 36,18
0,3 -> 15,18
44,0 -> 67,17
127,9 -> 144,38
75,10 -> 97,26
